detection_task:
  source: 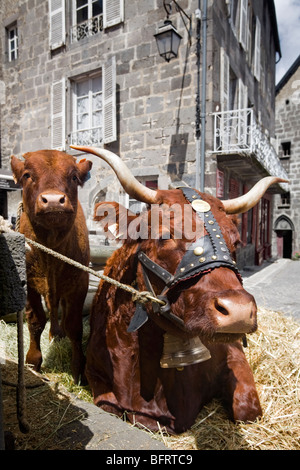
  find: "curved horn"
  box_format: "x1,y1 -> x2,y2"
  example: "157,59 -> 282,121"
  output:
70,145 -> 157,204
222,177 -> 289,214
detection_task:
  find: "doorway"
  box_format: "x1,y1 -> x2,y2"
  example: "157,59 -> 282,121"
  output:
274,216 -> 294,259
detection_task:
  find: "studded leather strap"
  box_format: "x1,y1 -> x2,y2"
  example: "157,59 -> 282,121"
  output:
168,188 -> 241,287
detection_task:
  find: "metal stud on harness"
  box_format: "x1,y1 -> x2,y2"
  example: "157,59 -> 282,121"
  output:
127,188 -> 242,368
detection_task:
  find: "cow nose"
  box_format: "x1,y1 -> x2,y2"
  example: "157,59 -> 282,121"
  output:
213,292 -> 257,334
37,191 -> 72,212
40,193 -> 66,207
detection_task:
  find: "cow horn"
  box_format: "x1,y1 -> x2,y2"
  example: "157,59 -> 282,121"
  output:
222,177 -> 289,214
70,145 -> 157,204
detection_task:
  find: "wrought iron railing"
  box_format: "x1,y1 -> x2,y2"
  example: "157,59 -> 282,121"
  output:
71,126 -> 103,146
70,14 -> 103,43
212,108 -> 288,186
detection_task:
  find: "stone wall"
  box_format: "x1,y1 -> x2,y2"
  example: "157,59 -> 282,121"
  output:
0,0 -> 199,226
273,65 -> 300,258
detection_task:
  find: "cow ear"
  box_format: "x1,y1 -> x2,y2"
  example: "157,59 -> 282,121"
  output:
94,201 -> 136,239
76,158 -> 93,185
10,155 -> 25,185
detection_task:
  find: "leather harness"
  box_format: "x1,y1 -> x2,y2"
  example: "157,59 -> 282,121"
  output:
127,187 -> 242,333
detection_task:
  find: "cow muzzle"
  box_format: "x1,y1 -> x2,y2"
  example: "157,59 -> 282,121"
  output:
213,291 -> 257,334
36,191 -> 74,215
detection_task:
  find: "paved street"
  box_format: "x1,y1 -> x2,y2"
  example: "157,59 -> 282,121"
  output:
242,258 -> 300,322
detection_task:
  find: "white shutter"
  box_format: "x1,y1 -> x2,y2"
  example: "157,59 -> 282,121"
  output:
238,79 -> 248,145
254,17 -> 261,81
103,0 -> 124,29
103,57 -> 117,144
49,0 -> 65,50
51,78 -> 66,150
239,0 -> 248,50
220,48 -> 229,111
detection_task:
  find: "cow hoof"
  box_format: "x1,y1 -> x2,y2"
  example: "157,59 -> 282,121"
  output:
49,327 -> 66,342
26,350 -> 42,371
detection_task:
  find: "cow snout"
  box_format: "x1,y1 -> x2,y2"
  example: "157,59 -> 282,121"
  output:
36,191 -> 74,213
213,291 -> 257,334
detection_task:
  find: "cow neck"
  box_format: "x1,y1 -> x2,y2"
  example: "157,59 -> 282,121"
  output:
29,217 -> 74,251
127,187 -> 242,334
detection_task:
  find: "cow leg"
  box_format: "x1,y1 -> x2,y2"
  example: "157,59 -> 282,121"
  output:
61,288 -> 87,385
222,342 -> 262,422
25,287 -> 47,371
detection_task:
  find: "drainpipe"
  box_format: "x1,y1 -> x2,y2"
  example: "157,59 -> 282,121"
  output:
195,5 -> 201,190
200,0 -> 207,193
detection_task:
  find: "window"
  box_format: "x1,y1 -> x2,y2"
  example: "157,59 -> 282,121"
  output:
51,58 -> 116,150
279,192 -> 290,208
72,74 -> 103,146
71,0 -> 103,42
7,25 -> 18,61
280,141 -> 291,158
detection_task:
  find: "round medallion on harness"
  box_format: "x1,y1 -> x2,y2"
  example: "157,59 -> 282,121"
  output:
191,199 -> 211,212
193,246 -> 204,256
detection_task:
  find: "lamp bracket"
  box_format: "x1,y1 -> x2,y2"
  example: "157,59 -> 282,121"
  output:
163,0 -> 192,45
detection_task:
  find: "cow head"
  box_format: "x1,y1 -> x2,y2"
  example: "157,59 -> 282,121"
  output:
11,150 -> 92,230
71,145 -> 287,351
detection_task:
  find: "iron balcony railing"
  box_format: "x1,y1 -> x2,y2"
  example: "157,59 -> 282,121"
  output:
70,14 -> 103,43
212,108 -> 289,187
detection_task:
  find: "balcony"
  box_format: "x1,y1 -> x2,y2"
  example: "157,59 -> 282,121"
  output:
70,14 -> 103,43
212,108 -> 288,190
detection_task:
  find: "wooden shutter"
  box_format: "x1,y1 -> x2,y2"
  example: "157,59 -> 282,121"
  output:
254,17 -> 261,81
103,57 -> 117,144
220,48 -> 229,111
238,79 -> 248,145
51,78 -> 66,150
49,0 -> 65,50
239,0 -> 248,50
103,0 -> 124,29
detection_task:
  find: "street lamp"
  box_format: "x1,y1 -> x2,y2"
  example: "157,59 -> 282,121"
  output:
154,0 -> 191,62
154,20 -> 182,62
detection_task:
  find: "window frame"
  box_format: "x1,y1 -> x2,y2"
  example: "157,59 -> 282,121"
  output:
7,24 -> 18,62
71,71 -> 104,147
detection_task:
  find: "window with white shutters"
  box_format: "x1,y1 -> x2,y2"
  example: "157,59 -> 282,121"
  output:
49,0 -> 66,50
70,57 -> 116,146
103,0 -> 124,29
254,17 -> 261,81
51,78 -> 66,150
239,0 -> 248,50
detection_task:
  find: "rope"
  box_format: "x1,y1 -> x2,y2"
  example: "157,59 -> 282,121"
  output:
23,236 -> 164,306
9,203 -> 165,306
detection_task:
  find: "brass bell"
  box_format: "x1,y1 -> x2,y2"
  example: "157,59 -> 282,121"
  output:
160,333 -> 211,369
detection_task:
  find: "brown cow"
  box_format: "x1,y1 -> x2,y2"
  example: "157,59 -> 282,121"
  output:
72,145 -> 287,432
11,150 -> 92,384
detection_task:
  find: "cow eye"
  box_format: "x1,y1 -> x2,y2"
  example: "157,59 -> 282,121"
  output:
23,172 -> 31,180
72,174 -> 79,183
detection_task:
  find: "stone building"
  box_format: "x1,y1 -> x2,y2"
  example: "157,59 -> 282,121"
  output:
0,0 -> 287,268
272,55 -> 300,260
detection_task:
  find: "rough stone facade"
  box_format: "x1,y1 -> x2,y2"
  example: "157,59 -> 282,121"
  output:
0,0 -> 286,267
272,57 -> 300,259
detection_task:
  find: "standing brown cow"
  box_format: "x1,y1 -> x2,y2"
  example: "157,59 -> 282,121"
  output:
11,150 -> 92,384
72,145 -> 288,433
